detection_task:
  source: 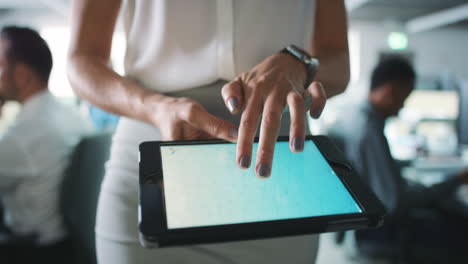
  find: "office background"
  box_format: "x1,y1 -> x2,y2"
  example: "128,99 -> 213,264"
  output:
0,0 -> 467,263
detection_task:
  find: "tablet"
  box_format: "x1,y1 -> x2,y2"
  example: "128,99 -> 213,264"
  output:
139,136 -> 385,248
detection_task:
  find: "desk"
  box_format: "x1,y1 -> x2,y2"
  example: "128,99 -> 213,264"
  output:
402,156 -> 468,217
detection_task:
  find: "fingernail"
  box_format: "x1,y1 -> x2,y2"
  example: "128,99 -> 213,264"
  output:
257,164 -> 270,178
293,137 -> 304,151
229,127 -> 238,138
312,108 -> 323,119
240,155 -> 251,169
227,97 -> 239,113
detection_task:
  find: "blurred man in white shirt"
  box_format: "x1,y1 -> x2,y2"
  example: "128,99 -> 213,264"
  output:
0,26 -> 91,263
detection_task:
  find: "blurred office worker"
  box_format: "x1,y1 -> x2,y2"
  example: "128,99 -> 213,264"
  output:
68,0 -> 349,263
330,57 -> 468,218
0,26 -> 91,262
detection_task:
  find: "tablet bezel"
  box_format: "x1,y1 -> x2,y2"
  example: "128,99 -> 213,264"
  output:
139,136 -> 385,247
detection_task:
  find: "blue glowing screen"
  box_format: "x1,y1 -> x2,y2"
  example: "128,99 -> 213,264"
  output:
161,140 -> 361,229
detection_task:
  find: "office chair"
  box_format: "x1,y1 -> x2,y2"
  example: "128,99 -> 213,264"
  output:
60,133 -> 112,264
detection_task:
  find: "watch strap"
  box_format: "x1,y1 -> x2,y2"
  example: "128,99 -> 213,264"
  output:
280,45 -> 319,88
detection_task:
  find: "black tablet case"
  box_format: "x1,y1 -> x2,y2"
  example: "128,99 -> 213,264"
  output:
139,136 -> 386,247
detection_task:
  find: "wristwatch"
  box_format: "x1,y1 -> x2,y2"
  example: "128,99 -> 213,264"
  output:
281,44 -> 320,88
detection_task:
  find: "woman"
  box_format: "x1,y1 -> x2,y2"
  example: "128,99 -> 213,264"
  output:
67,0 -> 349,263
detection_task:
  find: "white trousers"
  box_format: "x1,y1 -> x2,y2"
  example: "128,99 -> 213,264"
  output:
95,82 -> 319,263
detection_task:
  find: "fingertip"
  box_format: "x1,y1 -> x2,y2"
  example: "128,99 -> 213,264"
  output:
307,81 -> 326,119
291,136 -> 304,152
227,96 -> 240,114
222,79 -> 244,115
311,106 -> 324,119
256,163 -> 271,179
238,155 -> 251,169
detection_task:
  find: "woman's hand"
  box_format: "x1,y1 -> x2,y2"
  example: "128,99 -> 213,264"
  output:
148,95 -> 239,142
222,53 -> 326,178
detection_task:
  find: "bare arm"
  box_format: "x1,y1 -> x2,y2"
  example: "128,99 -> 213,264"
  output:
67,0 -> 159,123
311,0 -> 350,98
67,0 -> 236,142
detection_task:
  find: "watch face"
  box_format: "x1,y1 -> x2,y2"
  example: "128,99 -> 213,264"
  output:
288,45 -> 312,62
308,58 -> 320,67
285,45 -> 319,70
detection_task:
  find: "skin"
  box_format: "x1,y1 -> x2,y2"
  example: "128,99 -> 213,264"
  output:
368,80 -> 414,118
369,80 -> 468,183
67,0 -> 350,178
460,170 -> 468,184
0,38 -> 46,105
0,39 -> 19,103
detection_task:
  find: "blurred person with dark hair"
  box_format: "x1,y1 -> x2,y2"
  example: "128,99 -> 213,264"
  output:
331,57 -> 468,217
329,57 -> 468,259
0,26 -> 91,263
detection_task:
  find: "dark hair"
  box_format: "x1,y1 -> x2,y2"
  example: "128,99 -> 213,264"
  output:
0,26 -> 53,84
370,56 -> 416,91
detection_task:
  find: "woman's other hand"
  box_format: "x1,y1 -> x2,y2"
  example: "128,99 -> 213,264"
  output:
148,95 -> 238,142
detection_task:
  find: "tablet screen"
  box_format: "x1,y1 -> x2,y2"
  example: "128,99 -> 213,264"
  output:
160,140 -> 362,229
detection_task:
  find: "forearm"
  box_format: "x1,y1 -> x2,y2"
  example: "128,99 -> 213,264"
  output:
67,0 -> 169,125
313,50 -> 349,98
311,0 -> 349,98
67,55 -> 166,125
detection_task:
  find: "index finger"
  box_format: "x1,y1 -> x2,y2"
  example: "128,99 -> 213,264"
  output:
185,104 -> 238,142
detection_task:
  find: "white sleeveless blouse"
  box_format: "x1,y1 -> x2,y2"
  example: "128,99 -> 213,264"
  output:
121,0 -> 316,92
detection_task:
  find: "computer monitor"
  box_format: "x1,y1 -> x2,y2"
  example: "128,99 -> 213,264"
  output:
458,81 -> 468,147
